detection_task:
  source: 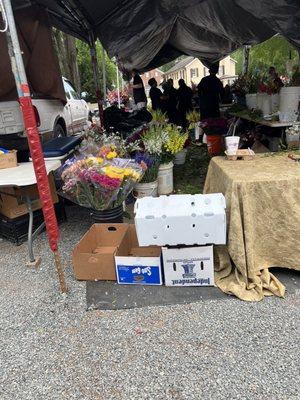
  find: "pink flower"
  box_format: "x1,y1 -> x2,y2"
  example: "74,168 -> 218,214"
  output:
90,172 -> 121,189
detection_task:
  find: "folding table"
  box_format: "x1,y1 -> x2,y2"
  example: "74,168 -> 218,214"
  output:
0,161 -> 61,266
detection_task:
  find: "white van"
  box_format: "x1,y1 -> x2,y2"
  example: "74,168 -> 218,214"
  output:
0,77 -> 89,150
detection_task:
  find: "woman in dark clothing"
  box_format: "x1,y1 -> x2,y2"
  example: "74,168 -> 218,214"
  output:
197,65 -> 224,120
177,78 -> 193,127
148,78 -> 163,111
164,78 -> 179,124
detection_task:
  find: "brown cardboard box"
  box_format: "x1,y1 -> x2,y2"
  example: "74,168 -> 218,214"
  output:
0,150 -> 17,169
0,173 -> 58,219
72,224 -> 130,281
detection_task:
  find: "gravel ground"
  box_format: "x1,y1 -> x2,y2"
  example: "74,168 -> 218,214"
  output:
0,206 -> 299,400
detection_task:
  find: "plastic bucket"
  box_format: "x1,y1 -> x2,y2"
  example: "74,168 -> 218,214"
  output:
90,205 -> 124,223
174,149 -> 187,165
133,180 -> 158,198
158,162 -> 174,195
225,136 -> 240,155
279,86 -> 300,113
206,135 -> 223,156
246,93 -> 257,110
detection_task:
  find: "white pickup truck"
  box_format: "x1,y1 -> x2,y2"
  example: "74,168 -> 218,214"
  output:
0,77 -> 89,150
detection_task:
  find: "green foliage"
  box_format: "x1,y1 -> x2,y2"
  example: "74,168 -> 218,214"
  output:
76,40 -> 117,102
232,36 -> 300,76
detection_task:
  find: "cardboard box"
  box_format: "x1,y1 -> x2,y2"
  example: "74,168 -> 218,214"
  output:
72,224 -> 129,281
134,193 -> 226,247
162,245 -> 214,287
0,150 -> 17,169
115,225 -> 162,285
0,173 -> 58,219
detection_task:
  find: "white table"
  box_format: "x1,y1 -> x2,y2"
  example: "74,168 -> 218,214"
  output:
0,161 -> 61,265
230,112 -> 295,128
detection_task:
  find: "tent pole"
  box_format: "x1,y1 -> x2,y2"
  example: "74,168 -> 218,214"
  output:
116,63 -> 121,108
2,0 -> 67,293
101,44 -> 107,106
89,33 -> 104,125
243,45 -> 251,75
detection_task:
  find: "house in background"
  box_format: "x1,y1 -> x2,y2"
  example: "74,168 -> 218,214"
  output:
165,56 -> 237,88
140,68 -> 165,96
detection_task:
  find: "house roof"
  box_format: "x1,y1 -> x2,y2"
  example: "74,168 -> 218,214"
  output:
165,57 -> 195,74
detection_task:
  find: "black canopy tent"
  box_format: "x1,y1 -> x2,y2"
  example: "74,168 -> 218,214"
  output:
11,0 -> 300,71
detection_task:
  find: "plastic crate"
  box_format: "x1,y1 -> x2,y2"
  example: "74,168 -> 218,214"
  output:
0,202 -> 66,245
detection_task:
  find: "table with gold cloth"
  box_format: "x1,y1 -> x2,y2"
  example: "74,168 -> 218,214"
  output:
204,154 -> 300,301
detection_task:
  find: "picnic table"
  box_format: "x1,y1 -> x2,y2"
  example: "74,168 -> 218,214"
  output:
204,153 -> 300,301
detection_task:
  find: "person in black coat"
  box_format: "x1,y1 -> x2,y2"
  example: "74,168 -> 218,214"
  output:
197,65 -> 224,120
148,78 -> 163,111
164,78 -> 179,124
177,79 -> 193,127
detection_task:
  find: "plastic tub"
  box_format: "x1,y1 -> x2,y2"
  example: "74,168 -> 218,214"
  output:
279,86 -> 300,113
246,93 -> 257,110
158,162 -> 174,195
225,136 -> 240,155
90,205 -> 124,223
174,149 -> 187,165
133,180 -> 158,198
206,135 -> 223,156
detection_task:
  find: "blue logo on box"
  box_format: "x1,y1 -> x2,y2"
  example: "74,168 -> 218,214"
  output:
117,265 -> 161,285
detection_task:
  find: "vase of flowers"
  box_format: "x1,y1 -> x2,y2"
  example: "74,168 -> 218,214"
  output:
60,155 -> 143,223
134,153 -> 159,198
187,110 -> 201,140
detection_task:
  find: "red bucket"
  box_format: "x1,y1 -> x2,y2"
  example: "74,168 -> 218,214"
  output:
206,135 -> 223,156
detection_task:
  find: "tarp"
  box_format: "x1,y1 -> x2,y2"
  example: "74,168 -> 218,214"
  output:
0,5 -> 66,102
10,1 -> 300,70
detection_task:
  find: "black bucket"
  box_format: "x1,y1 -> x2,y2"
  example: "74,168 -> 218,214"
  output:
90,205 -> 124,224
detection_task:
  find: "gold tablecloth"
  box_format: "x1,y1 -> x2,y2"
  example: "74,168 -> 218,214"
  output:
204,154 -> 300,301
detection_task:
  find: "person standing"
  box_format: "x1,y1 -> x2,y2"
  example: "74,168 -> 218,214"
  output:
197,65 -> 224,120
132,69 -> 147,108
165,78 -> 178,124
177,78 -> 193,127
148,78 -> 163,111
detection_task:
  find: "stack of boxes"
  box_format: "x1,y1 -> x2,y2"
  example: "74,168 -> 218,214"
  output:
73,193 -> 226,287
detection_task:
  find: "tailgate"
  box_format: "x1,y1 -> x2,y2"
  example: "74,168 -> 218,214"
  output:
0,101 -> 24,135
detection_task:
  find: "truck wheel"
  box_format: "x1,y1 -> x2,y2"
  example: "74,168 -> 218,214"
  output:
53,123 -> 66,138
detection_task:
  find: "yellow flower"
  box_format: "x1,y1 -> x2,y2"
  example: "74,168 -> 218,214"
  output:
106,151 -> 118,159
103,166 -> 125,180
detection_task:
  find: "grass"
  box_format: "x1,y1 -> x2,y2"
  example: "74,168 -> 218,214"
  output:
173,144 -> 211,194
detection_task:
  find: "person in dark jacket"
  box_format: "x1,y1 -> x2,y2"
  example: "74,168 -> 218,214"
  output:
165,78 -> 178,124
148,78 -> 163,111
197,65 -> 224,120
177,78 -> 193,127
132,69 -> 147,108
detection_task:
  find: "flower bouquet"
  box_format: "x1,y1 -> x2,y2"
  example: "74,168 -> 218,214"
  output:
151,109 -> 167,125
60,156 -> 143,211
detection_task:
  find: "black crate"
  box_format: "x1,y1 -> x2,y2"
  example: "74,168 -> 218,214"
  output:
0,202 -> 67,245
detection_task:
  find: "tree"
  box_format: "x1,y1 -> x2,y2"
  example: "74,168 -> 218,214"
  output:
232,35 -> 300,76
76,40 -> 117,102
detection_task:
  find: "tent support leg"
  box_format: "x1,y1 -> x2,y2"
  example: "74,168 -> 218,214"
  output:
243,45 -> 251,75
89,34 -> 104,125
101,44 -> 107,105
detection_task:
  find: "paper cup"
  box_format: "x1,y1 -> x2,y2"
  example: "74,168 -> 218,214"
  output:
225,136 -> 240,155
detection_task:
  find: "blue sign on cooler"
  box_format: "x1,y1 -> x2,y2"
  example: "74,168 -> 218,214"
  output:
116,264 -> 162,285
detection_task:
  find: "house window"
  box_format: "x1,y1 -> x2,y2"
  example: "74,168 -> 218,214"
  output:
218,66 -> 225,76
190,68 -> 199,79
203,67 -> 206,76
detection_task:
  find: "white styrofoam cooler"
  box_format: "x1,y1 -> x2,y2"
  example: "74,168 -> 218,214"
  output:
134,193 -> 226,246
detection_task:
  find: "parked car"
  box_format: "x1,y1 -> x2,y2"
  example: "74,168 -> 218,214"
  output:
0,77 -> 89,150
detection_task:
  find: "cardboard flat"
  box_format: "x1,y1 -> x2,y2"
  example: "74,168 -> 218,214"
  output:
0,173 -> 58,219
72,223 -> 129,281
115,225 -> 162,285
162,245 -> 214,287
0,150 -> 17,169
